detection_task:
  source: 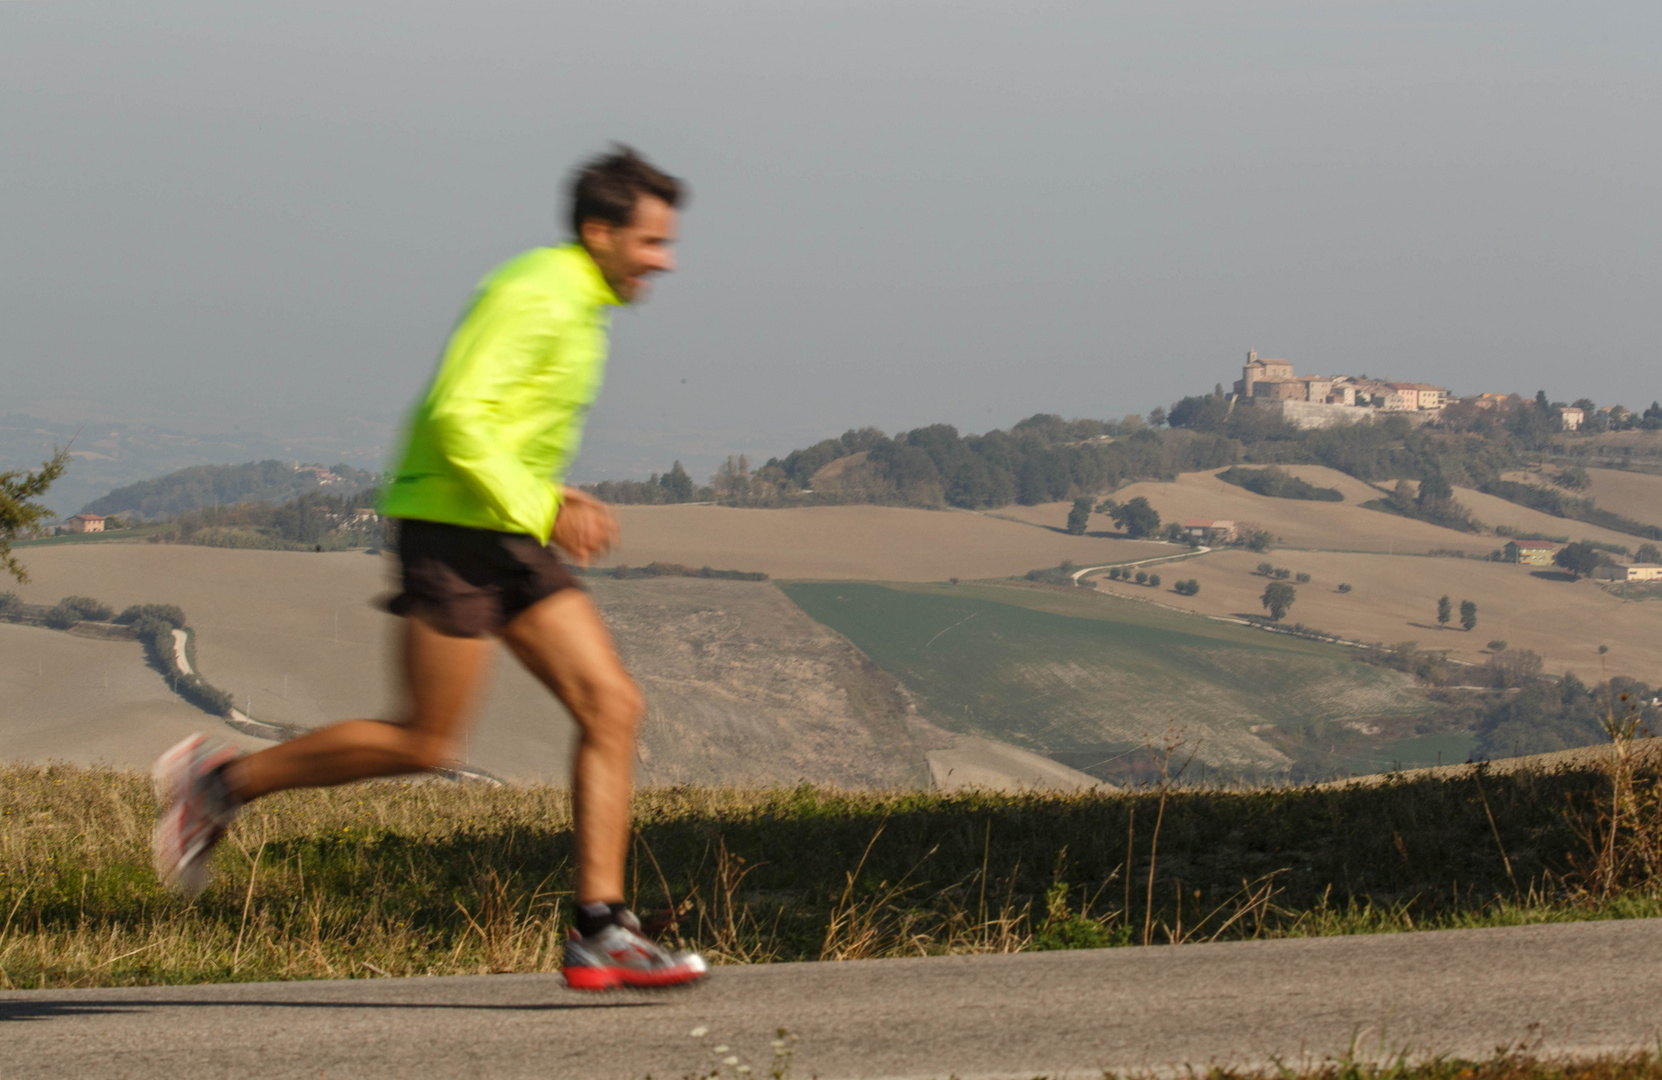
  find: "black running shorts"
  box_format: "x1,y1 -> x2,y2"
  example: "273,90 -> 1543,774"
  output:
384,518 -> 582,638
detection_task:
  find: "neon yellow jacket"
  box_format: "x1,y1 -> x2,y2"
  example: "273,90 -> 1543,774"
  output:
379,244 -> 620,542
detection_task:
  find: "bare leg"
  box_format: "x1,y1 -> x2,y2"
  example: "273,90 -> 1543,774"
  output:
499,589 -> 643,905
226,616 -> 496,802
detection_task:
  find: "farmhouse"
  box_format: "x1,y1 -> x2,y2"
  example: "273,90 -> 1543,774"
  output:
1505,539 -> 1558,566
63,514 -> 105,534
1182,519 -> 1236,543
1560,407 -> 1584,431
1620,564 -> 1662,583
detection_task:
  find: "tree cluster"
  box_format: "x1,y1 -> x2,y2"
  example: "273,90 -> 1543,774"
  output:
1214,466 -> 1342,502
84,460 -> 379,520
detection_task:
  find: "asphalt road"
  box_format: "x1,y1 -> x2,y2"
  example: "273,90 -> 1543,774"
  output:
4,919 -> 1660,1079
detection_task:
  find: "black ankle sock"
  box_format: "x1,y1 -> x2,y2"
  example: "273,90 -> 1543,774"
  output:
575,901 -> 628,938
204,763 -> 240,812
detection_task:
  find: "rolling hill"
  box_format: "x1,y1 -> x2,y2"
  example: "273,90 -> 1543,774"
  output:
598,504 -> 1171,580
1,545 -> 1098,789
781,580 -> 1436,781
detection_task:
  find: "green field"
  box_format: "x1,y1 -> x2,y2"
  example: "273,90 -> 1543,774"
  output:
780,581 -> 1445,782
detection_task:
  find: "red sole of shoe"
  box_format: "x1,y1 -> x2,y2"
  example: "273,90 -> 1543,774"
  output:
563,966 -> 707,991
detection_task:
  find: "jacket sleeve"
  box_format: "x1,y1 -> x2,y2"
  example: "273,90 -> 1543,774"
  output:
424,283 -> 565,543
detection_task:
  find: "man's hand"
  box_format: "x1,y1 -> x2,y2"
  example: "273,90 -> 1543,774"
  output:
551,486 -> 620,565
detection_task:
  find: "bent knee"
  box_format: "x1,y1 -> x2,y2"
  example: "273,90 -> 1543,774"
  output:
572,676 -> 644,733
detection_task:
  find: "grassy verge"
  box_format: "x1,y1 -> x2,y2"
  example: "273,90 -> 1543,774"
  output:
1,752 -> 1657,989
12,526 -> 169,547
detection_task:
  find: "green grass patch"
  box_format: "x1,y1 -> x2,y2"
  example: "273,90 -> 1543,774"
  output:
1375,732 -> 1482,770
779,581 -> 1436,782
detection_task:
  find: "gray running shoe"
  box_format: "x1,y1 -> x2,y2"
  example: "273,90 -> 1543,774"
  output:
151,734 -> 240,897
562,910 -> 708,990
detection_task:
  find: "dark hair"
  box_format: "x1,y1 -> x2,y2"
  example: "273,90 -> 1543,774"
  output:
568,145 -> 683,238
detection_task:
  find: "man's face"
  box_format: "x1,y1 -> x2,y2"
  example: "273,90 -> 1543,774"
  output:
580,195 -> 677,303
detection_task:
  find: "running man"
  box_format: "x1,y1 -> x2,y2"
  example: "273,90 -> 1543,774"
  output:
151,147 -> 708,990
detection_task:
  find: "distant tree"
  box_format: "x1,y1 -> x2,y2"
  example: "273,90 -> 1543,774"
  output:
1066,495 -> 1093,536
1295,571 -> 1311,584
1553,541 -> 1604,579
1107,566 -> 1123,580
1437,595 -> 1452,627
1273,567 -> 1291,580
1166,392 -> 1231,433
1148,573 -> 1161,588
1637,543 -> 1662,565
659,460 -> 695,502
1337,583 -> 1352,593
1147,405 -> 1167,428
1261,581 -> 1296,621
1163,521 -> 1186,542
1134,570 -> 1149,585
1109,497 -> 1161,539
1460,599 -> 1478,631
1256,562 -> 1275,577
2,448 -> 69,583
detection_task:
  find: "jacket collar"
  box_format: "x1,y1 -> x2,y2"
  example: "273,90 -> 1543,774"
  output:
562,242 -> 623,307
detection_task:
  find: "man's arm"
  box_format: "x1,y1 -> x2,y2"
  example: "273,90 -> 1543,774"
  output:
425,285 -> 565,542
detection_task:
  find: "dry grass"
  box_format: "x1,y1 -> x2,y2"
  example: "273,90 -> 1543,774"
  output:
1001,468 -> 1497,555
4,745 -> 1661,989
1086,548 -> 1662,684
603,503 -> 1172,580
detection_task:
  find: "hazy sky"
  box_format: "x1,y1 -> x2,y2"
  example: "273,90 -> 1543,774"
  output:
3,2 -> 1658,484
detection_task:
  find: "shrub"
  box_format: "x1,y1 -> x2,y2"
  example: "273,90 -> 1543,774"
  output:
1337,583 -> 1352,593
1256,562 -> 1274,576
114,603 -> 187,628
44,595 -> 113,629
1134,570 -> 1148,585
1172,578 -> 1200,596
1295,572 -> 1311,584
1215,466 -> 1343,502
1147,573 -> 1161,588
1107,567 -> 1123,580
1487,639 -> 1507,652
1273,567 -> 1291,580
